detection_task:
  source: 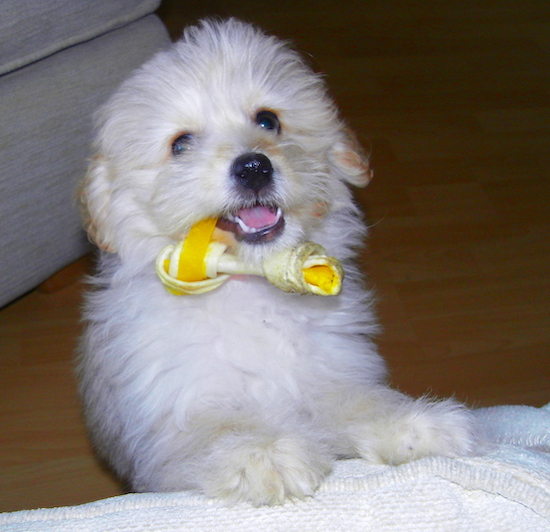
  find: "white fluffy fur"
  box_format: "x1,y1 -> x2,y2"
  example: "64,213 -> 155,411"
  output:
78,19 -> 478,506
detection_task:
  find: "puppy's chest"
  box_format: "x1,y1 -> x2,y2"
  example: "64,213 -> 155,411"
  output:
199,281 -> 315,364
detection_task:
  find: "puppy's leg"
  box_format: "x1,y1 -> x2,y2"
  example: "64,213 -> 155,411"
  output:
336,388 -> 479,464
154,410 -> 333,506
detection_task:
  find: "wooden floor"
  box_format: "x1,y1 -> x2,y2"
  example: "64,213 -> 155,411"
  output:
1,0 -> 549,513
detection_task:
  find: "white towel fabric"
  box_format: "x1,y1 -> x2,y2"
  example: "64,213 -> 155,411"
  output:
1,404 -> 549,531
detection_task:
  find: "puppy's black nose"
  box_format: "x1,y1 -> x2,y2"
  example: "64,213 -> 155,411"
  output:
231,153 -> 273,192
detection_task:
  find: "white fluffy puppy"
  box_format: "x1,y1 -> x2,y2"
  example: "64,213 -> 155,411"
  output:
78,19 -> 478,506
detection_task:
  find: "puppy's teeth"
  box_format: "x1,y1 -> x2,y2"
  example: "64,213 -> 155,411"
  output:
235,217 -> 258,233
221,212 -> 257,232
224,206 -> 282,234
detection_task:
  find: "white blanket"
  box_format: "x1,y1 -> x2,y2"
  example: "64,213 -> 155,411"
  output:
1,404 -> 549,531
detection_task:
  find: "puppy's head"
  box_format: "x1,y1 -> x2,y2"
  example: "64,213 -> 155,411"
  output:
80,19 -> 371,263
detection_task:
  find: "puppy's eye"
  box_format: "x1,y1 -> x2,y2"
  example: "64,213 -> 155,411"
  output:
171,133 -> 194,156
255,111 -> 280,133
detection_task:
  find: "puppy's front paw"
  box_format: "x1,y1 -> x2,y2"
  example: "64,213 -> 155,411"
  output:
200,435 -> 332,506
390,399 -> 478,463
354,398 -> 479,465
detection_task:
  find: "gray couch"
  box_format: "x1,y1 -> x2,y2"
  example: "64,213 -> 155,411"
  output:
0,0 -> 171,307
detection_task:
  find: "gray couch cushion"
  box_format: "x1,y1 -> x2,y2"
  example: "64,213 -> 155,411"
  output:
0,15 -> 170,307
0,0 -> 161,75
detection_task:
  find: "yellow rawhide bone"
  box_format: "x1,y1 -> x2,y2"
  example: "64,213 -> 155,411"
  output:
155,220 -> 344,296
173,217 -> 218,282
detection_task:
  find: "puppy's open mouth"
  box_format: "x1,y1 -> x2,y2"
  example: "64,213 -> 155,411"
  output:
216,204 -> 285,244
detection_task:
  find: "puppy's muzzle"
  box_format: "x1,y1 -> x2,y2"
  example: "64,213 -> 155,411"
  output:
217,152 -> 284,245
231,152 -> 273,193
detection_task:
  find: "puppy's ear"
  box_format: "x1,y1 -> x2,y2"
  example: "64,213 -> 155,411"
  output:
78,155 -> 117,253
329,129 -> 373,187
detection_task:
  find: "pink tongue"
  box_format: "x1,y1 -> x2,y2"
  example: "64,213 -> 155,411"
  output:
237,206 -> 278,229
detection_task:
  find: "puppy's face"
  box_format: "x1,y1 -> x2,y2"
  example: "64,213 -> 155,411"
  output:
81,20 -> 371,262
